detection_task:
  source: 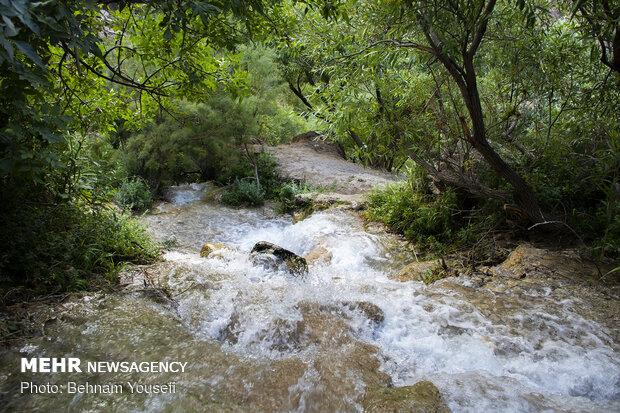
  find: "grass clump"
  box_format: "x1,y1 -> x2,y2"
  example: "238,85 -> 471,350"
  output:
366,182 -> 467,250
276,180 -> 314,213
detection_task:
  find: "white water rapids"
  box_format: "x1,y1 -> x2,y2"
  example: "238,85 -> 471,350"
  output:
1,183 -> 618,412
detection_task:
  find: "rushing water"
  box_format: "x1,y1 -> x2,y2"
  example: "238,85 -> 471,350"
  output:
1,183 -> 618,412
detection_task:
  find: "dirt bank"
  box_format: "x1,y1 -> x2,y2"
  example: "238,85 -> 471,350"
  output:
261,133 -> 398,195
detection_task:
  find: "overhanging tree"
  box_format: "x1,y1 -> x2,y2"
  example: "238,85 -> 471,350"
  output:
278,0 -> 567,224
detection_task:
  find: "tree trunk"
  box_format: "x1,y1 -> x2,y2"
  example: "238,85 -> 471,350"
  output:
417,3 -> 549,224
244,143 -> 260,190
458,56 -> 547,223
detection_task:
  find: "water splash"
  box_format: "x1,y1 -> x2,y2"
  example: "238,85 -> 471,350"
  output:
2,186 -> 618,412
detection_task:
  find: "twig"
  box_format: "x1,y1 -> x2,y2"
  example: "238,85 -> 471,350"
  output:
527,220 -> 585,245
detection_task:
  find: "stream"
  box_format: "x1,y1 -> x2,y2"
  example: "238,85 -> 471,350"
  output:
1,183 -> 618,412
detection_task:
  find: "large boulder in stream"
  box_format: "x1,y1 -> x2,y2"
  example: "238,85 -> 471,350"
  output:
363,381 -> 451,413
251,241 -> 308,276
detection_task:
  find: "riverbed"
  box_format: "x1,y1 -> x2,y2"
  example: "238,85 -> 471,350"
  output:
1,183 -> 618,412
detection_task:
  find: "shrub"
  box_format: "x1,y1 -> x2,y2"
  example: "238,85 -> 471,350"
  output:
0,203 -> 160,295
278,182 -> 298,213
115,177 -> 153,211
366,182 -> 478,252
220,179 -> 266,206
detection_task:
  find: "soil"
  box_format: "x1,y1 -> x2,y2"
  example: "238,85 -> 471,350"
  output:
261,134 -> 398,195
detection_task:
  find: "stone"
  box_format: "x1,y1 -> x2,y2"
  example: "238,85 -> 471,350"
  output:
390,261 -> 438,282
251,241 -> 308,276
363,381 -> 451,413
292,210 -> 312,223
200,242 -> 231,258
342,301 -> 385,324
295,192 -> 367,211
203,186 -> 225,201
305,246 -> 333,266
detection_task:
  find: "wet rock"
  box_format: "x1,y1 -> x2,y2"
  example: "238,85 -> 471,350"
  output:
219,312 -> 241,344
390,261 -> 438,282
251,241 -> 308,276
343,301 -> 385,324
363,381 -> 451,413
295,192 -> 367,211
489,244 -> 605,282
305,246 -> 333,266
292,210 -> 312,223
200,242 -> 231,258
203,186 -> 225,201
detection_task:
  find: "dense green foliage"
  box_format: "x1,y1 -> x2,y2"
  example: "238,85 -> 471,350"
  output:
0,0 -> 618,295
366,176 -> 491,253
0,1 -> 314,293
275,0 -> 619,258
0,203 -> 159,293
220,179 -> 267,206
115,177 -> 153,211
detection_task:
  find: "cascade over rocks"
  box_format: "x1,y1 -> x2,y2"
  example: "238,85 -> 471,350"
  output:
251,241 -> 308,275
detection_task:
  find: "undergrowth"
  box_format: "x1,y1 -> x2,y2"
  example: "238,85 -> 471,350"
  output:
365,181 -> 496,255
0,203 -> 160,297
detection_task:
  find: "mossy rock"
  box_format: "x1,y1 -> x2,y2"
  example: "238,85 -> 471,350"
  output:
203,186 -> 225,201
363,381 -> 451,413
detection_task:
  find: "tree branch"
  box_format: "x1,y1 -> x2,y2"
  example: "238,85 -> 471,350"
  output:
467,0 -> 497,59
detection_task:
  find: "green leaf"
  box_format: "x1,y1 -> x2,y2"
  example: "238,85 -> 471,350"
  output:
163,27 -> 172,41
17,11 -> 40,35
14,40 -> 45,67
0,35 -> 13,60
2,15 -> 18,36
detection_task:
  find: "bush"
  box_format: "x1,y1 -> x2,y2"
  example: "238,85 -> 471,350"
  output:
278,182 -> 298,212
0,203 -> 160,294
277,180 -> 313,213
220,179 -> 266,206
366,181 -> 480,252
115,177 -> 153,211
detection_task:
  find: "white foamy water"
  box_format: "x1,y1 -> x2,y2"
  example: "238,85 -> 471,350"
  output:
3,186 -> 618,412
163,182 -> 211,204
143,188 -> 620,412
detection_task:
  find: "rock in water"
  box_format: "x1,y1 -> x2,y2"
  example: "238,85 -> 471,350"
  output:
305,246 -> 333,266
251,241 -> 308,276
342,301 -> 385,324
200,242 -> 231,258
390,261 -> 438,282
363,381 -> 451,413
